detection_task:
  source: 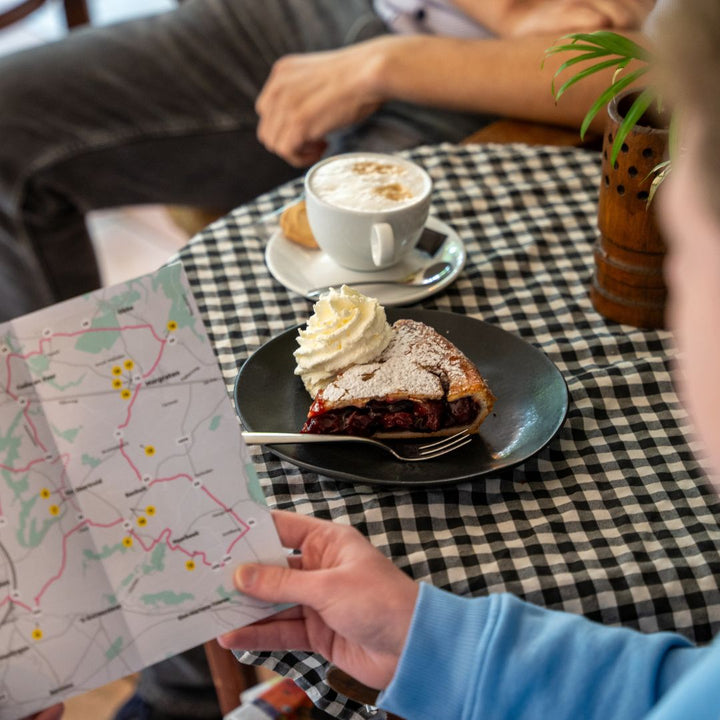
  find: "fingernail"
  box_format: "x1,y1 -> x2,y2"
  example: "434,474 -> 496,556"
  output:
236,564 -> 258,590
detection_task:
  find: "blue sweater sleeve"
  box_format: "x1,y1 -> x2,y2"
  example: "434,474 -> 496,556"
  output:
377,583 -> 706,720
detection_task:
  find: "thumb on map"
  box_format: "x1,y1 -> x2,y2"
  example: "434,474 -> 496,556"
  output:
234,563 -> 315,606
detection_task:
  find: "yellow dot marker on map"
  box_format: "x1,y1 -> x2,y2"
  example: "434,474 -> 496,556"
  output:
49,505 -> 59,516
112,378 -> 123,389
122,537 -> 133,548
146,506 -> 156,516
167,321 -> 178,332
112,366 -> 122,376
40,488 -> 50,499
145,446 -> 155,457
31,629 -> 43,641
124,359 -> 134,371
121,389 -> 132,400
185,560 -> 195,571
137,516 -> 147,527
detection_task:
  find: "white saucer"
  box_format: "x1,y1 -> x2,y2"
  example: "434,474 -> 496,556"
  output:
265,215 -> 465,306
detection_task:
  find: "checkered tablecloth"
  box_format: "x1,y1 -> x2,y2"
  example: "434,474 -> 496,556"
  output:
176,142 -> 720,719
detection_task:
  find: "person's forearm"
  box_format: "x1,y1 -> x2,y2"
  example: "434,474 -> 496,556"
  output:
365,33 -> 650,133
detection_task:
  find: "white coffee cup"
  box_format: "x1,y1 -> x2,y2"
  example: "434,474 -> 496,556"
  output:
304,152 -> 432,271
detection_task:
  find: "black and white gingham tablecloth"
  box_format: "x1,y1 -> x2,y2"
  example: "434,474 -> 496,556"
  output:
176,143 -> 720,719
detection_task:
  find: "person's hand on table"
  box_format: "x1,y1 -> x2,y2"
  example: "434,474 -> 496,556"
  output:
255,42 -> 385,167
24,705 -> 63,720
218,510 -> 419,690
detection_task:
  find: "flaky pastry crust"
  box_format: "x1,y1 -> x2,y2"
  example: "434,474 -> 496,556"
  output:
304,319 -> 496,438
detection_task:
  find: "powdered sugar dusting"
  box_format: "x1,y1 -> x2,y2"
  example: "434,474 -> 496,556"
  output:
319,319 -> 479,405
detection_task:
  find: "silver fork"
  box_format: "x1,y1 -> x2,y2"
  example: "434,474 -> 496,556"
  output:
241,428 -> 473,462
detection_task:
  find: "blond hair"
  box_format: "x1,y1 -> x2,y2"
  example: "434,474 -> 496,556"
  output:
657,1 -> 720,219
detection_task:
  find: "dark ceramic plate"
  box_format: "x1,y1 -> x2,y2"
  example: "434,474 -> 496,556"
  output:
234,309 -> 568,486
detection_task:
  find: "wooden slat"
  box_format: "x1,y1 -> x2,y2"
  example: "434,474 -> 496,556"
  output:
0,0 -> 46,29
62,0 -> 89,27
0,0 -> 89,30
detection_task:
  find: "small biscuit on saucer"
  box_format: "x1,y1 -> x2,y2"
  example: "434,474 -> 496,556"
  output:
280,201 -> 318,249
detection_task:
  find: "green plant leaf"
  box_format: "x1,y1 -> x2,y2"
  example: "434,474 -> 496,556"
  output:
552,48 -> 611,69
610,86 -> 656,163
558,31 -> 651,60
554,57 -> 629,101
545,42 -> 613,58
552,50 -> 615,86
545,29 -> 660,154
578,67 -> 648,139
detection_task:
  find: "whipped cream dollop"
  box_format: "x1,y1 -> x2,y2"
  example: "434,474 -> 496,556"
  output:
294,286 -> 392,397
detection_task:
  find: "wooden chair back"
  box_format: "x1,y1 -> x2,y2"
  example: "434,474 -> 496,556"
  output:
0,0 -> 89,30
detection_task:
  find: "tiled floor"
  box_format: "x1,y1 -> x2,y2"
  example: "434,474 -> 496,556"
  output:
1,3 -> 212,719
87,205 -> 191,286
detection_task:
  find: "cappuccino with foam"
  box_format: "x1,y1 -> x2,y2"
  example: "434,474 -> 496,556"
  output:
305,152 -> 432,271
309,155 -> 428,212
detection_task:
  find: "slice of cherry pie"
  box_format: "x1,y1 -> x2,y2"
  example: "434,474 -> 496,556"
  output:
301,319 -> 495,437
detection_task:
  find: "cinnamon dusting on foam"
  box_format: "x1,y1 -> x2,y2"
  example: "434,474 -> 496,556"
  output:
373,183 -> 413,202
351,160 -> 402,175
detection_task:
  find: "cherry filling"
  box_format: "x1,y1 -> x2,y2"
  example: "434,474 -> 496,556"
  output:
302,397 -> 479,436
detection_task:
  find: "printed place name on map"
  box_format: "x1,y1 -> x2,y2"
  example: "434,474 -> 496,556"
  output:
95,353 -> 124,367
145,371 -> 180,386
49,684 -> 74,697
177,597 -> 229,621
65,478 -> 103,496
171,531 -> 199,545
16,375 -> 56,391
125,487 -> 147,498
80,605 -> 122,624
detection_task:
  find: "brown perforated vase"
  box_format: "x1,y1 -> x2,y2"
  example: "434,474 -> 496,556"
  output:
592,89 -> 670,328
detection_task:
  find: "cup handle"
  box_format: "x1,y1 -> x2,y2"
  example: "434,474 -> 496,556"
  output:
371,223 -> 395,267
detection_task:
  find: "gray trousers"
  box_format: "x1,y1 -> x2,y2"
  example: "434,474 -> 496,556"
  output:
0,0 -> 487,715
0,0 -> 485,323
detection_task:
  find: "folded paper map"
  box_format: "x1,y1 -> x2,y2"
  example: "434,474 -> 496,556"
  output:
0,264 -> 287,720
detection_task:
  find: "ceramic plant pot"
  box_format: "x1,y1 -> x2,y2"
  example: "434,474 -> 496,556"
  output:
591,89 -> 670,328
